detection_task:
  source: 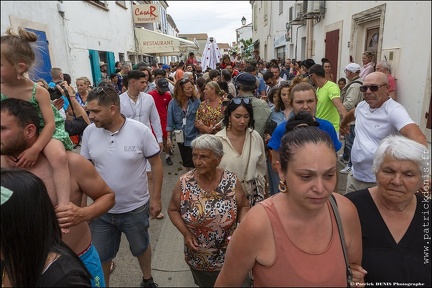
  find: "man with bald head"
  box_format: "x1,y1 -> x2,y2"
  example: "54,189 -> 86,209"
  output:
340,72 -> 427,194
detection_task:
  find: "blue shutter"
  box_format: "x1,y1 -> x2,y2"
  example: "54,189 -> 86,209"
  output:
89,50 -> 102,86
106,51 -> 116,76
25,28 -> 52,82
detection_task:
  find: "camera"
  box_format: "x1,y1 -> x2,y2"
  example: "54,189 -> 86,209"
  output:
48,81 -> 68,101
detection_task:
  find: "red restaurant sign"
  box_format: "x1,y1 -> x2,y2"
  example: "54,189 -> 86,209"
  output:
133,4 -> 160,24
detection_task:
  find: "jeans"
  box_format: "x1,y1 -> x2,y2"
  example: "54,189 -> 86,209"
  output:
342,124 -> 356,166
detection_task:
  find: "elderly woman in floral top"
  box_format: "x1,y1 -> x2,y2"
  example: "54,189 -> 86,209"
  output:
195,81 -> 225,135
168,134 -> 249,287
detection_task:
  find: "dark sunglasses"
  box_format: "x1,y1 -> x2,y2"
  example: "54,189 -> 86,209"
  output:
359,84 -> 386,92
92,86 -> 115,104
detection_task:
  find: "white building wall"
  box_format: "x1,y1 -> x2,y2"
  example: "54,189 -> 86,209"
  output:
1,1 -> 69,72
1,1 -> 137,87
61,1 -> 136,84
253,1 -> 431,144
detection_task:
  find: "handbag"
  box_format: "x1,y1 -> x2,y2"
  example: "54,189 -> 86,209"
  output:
329,195 -> 353,287
241,131 -> 266,207
173,129 -> 184,144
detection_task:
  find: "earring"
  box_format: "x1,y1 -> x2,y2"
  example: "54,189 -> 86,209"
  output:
227,120 -> 232,130
278,181 -> 287,193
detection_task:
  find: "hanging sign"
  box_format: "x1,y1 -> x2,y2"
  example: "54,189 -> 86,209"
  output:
133,3 -> 160,23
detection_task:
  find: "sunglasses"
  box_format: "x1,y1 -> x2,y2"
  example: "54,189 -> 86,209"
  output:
359,84 -> 386,92
92,86 -> 115,104
230,97 -> 251,105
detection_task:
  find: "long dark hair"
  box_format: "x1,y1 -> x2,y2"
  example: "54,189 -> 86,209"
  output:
0,168 -> 90,286
223,99 -> 255,130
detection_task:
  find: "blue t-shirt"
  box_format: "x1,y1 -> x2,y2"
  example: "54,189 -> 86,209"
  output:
268,117 -> 342,152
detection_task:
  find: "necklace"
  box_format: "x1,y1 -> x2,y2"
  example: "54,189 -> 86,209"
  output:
127,93 -> 142,121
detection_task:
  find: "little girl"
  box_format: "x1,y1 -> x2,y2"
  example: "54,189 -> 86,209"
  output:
1,27 -> 72,232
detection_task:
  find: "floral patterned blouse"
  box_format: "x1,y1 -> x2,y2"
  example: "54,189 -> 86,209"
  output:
195,99 -> 224,134
180,169 -> 238,271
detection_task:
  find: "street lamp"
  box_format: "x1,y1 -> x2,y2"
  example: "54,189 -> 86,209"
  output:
241,16 -> 246,26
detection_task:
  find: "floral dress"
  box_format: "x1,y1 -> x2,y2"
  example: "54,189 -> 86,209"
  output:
195,99 -> 224,134
180,169 -> 238,271
1,83 -> 73,151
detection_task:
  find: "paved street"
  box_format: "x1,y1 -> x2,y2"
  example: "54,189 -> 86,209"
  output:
77,140 -> 348,287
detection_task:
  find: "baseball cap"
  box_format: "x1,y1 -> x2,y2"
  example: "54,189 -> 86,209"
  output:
157,78 -> 170,93
162,64 -> 170,69
345,63 -> 361,73
235,72 -> 257,86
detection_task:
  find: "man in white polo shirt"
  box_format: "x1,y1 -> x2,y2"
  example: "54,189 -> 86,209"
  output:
81,83 -> 163,287
340,71 -> 426,194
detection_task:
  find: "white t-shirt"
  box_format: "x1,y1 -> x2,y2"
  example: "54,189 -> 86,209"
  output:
351,98 -> 414,183
81,118 -> 160,213
119,92 -> 163,143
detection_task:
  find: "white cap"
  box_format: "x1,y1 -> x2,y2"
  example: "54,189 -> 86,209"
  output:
345,63 -> 361,73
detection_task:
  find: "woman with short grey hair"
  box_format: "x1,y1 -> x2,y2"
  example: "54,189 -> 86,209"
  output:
191,134 -> 224,158
346,135 -> 431,285
168,134 -> 249,287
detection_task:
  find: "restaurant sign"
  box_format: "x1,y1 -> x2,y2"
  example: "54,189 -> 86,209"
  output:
133,3 -> 160,24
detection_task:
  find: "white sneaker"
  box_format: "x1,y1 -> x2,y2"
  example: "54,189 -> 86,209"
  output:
340,165 -> 352,174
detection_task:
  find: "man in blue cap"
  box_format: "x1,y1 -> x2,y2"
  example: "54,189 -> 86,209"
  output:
234,72 -> 271,137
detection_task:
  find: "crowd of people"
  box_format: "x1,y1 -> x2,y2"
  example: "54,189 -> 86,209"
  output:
1,27 -> 430,287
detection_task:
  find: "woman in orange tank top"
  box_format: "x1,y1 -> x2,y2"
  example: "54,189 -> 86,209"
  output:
215,114 -> 366,287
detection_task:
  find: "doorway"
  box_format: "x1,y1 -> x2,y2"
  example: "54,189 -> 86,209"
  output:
365,27 -> 379,64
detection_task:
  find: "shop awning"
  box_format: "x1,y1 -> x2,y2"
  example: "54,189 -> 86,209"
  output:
135,28 -> 199,56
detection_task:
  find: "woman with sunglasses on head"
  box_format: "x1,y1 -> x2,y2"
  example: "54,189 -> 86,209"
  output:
215,98 -> 267,207
195,81 -> 225,135
167,78 -> 201,172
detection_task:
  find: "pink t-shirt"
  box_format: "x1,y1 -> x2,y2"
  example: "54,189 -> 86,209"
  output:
387,74 -> 396,92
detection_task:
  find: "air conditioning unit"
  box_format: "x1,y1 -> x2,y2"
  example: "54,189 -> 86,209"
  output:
294,2 -> 303,20
307,1 -> 323,14
288,3 -> 303,23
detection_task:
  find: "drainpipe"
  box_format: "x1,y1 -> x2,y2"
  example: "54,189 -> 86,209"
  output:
306,18 -> 313,59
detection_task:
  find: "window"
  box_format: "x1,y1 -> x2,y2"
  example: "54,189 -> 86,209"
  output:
88,0 -> 108,9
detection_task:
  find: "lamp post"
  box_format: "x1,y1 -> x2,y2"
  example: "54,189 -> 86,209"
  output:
241,16 -> 246,26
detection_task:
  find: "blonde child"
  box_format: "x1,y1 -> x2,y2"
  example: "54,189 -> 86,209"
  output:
1,27 -> 72,233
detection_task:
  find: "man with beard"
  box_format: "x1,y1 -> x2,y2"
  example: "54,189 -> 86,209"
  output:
81,83 -> 163,287
0,98 -> 115,287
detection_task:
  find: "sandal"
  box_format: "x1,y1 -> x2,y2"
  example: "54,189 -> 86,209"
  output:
110,260 -> 116,274
156,213 -> 164,219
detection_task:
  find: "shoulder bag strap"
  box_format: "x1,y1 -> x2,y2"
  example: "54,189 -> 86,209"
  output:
242,131 -> 253,182
329,194 -> 353,286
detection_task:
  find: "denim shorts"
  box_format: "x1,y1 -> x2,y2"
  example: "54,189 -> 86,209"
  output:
90,202 -> 150,262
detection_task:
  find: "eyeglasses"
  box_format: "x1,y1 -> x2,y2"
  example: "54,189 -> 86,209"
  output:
231,97 -> 251,105
92,86 -> 115,104
359,84 -> 387,92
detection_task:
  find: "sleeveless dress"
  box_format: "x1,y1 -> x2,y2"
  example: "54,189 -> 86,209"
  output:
252,197 -> 347,287
180,169 -> 238,272
1,83 -> 73,151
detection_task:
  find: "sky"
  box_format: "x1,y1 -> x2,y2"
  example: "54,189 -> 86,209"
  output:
166,1 -> 252,45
